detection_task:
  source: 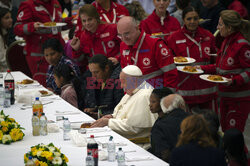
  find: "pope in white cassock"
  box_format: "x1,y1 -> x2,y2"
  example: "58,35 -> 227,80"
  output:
91,65 -> 157,149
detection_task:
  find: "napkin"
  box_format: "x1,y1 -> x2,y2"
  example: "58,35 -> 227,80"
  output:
54,110 -> 81,115
47,123 -> 60,133
70,130 -> 87,147
17,90 -> 41,105
86,126 -> 111,133
125,156 -> 154,162
99,150 -> 108,161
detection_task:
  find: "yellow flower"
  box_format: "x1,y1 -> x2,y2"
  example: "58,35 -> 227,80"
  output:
34,160 -> 39,166
31,147 -> 37,152
18,132 -> 24,140
32,149 -> 38,156
2,126 -> 8,133
24,154 -> 28,163
63,154 -> 69,162
39,161 -> 48,166
10,128 -> 21,141
1,121 -> 8,127
0,130 -> 3,141
9,118 -> 15,122
41,151 -> 53,160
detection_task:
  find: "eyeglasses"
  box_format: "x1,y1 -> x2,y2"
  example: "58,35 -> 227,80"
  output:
117,32 -> 131,39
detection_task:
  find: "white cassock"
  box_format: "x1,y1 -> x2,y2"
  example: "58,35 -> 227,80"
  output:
108,81 -> 158,148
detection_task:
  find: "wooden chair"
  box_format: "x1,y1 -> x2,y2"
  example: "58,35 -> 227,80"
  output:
6,40 -> 32,77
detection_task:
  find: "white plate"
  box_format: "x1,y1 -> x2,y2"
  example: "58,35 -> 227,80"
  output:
16,80 -> 40,86
177,66 -> 204,74
174,57 -> 196,65
40,22 -> 67,28
199,74 -> 228,83
39,90 -> 53,97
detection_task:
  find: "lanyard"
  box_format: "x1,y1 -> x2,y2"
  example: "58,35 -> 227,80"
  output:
102,8 -> 116,24
130,32 -> 146,66
37,5 -> 56,22
184,33 -> 203,58
218,38 -> 231,69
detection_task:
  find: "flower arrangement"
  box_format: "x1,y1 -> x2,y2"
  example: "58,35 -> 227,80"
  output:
24,143 -> 69,166
0,110 -> 25,144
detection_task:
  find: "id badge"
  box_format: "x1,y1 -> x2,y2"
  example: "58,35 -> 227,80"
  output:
52,27 -> 58,35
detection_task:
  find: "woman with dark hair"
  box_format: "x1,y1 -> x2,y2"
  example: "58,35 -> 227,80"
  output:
149,89 -> 189,162
170,114 -> 227,166
167,6 -> 217,113
223,128 -> 248,166
42,38 -> 80,95
140,0 -> 181,41
71,4 -> 121,72
200,10 -> 250,134
84,54 -> 124,118
0,7 -> 12,72
54,64 -> 83,108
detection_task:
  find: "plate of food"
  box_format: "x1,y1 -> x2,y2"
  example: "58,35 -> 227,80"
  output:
39,90 -> 53,97
174,56 -> 196,65
80,123 -> 91,128
150,32 -> 169,38
40,22 -> 67,28
199,74 -> 228,83
17,79 -> 34,85
177,66 -> 204,74
199,19 -> 211,24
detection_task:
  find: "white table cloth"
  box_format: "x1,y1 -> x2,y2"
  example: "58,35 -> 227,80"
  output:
0,72 -> 169,166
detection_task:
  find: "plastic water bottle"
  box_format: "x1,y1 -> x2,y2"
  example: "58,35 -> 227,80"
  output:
32,112 -> 40,136
39,113 -> 48,136
87,135 -> 98,166
4,88 -> 11,108
32,97 -> 43,117
78,0 -> 85,9
117,148 -> 125,166
25,156 -> 35,166
63,118 -> 71,141
107,136 -> 116,162
72,1 -> 79,18
86,151 -> 95,166
0,84 -> 5,106
4,70 -> 15,105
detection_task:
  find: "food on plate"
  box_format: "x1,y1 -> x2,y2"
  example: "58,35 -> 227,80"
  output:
207,75 -> 223,81
174,56 -> 188,63
43,22 -> 56,26
151,32 -> 162,36
39,90 -> 48,95
80,123 -> 91,128
17,79 -> 34,84
183,66 -> 197,72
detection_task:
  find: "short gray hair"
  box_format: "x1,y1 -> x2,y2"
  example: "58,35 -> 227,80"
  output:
160,94 -> 186,113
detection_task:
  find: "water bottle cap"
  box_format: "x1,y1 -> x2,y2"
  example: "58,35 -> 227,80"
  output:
7,69 -> 10,73
41,112 -> 45,116
90,135 -> 94,138
109,136 -> 113,141
64,117 -> 68,120
28,156 -> 32,159
119,147 -> 122,150
33,112 -> 38,116
35,97 -> 39,100
0,84 -> 2,87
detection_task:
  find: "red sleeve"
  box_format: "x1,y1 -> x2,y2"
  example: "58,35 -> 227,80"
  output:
119,42 -> 127,69
155,40 -> 178,88
232,45 -> 250,86
14,2 -> 36,36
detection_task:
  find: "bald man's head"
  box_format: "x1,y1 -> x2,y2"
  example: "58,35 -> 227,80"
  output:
117,16 -> 140,46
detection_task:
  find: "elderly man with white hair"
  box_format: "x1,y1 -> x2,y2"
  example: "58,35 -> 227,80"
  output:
150,93 -> 189,162
90,65 -> 157,149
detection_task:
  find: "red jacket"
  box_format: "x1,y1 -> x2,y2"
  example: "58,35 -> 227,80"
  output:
140,10 -> 181,41
14,0 -> 72,57
167,26 -> 217,104
120,31 -> 178,89
228,0 -> 249,19
75,1 -> 129,38
201,32 -> 250,101
73,23 -> 121,60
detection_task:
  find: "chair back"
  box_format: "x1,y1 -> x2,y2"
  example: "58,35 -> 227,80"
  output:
6,40 -> 32,77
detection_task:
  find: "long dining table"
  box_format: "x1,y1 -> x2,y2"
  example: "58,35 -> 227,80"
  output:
0,71 -> 169,166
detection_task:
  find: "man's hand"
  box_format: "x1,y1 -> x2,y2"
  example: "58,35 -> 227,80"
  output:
70,36 -> 80,51
90,118 -> 109,128
34,22 -> 43,31
84,108 -> 96,113
224,78 -> 232,86
102,114 -> 113,119
108,57 -> 119,65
